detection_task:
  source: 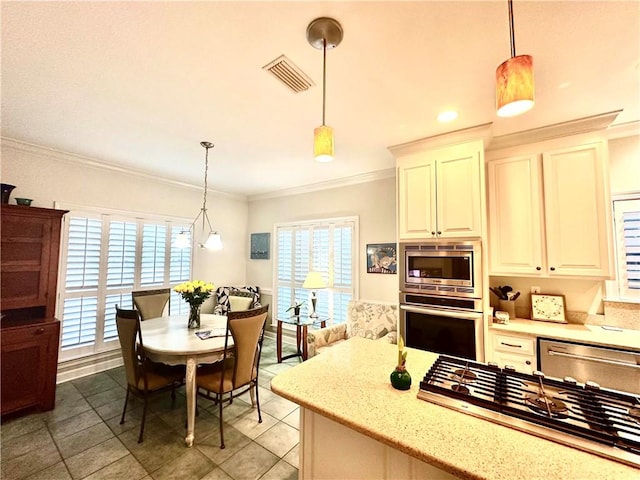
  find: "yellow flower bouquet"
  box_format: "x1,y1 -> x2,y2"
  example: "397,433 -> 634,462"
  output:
174,280 -> 215,329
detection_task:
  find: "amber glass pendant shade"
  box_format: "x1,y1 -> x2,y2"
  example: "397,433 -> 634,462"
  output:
314,125 -> 334,163
496,54 -> 534,117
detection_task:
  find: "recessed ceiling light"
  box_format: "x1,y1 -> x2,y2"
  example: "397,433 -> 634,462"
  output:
437,111 -> 458,123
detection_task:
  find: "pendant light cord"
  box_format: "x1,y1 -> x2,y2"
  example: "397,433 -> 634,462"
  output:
202,146 -> 209,213
508,0 -> 516,58
322,38 -> 327,126
199,142 -> 214,232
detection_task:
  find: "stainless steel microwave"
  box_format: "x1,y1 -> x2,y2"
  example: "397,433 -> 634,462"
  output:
399,241 -> 482,298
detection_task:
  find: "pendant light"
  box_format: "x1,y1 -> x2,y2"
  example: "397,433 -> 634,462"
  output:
496,0 -> 534,117
307,17 -> 343,162
174,141 -> 222,250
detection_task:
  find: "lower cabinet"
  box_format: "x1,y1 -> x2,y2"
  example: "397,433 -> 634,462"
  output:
301,408 -> 457,480
490,332 -> 536,374
1,319 -> 60,416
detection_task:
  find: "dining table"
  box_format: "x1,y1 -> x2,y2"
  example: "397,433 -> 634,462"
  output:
140,313 -> 230,447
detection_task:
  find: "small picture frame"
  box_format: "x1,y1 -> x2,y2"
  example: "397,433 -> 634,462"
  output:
250,233 -> 270,260
366,243 -> 397,274
530,293 -> 567,323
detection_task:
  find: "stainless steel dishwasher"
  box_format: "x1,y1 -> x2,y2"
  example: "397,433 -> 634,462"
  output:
538,338 -> 640,394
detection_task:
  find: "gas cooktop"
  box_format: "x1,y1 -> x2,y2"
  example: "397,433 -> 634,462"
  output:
418,355 -> 640,468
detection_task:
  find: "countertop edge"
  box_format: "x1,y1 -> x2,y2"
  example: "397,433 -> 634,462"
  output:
489,318 -> 640,351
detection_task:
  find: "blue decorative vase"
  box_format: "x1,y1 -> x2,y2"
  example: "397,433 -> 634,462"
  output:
1,184 -> 16,204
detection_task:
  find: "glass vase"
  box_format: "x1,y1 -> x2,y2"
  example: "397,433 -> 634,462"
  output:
188,304 -> 201,329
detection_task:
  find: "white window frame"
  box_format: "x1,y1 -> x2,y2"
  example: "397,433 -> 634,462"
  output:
612,193 -> 640,301
272,216 -> 359,327
55,202 -> 193,361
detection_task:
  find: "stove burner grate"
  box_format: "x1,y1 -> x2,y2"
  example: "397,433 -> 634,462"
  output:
452,368 -> 477,383
451,384 -> 470,395
525,394 -> 569,418
418,355 -> 640,466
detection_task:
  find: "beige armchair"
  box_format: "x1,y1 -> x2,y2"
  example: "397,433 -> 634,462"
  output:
306,300 -> 398,358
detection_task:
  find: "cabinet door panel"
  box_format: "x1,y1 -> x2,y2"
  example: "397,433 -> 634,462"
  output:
1,337 -> 48,414
543,142 -> 611,277
436,151 -> 482,238
488,155 -> 544,275
398,153 -> 437,239
1,214 -> 53,310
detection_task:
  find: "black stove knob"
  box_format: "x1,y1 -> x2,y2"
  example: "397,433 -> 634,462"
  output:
563,376 -> 577,385
585,381 -> 601,390
488,361 -> 500,369
504,365 -> 516,372
533,370 -> 545,379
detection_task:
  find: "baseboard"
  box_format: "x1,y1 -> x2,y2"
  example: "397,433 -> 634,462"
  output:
57,350 -> 123,384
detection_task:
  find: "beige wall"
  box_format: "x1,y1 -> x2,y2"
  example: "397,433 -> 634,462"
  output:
609,135 -> 640,195
247,175 -> 398,304
0,140 -> 249,297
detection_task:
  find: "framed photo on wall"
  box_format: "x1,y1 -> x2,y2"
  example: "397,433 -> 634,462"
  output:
530,293 -> 567,323
250,233 -> 270,260
366,243 -> 397,274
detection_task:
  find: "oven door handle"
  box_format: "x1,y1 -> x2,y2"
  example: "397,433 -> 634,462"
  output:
400,304 -> 483,321
547,349 -> 640,368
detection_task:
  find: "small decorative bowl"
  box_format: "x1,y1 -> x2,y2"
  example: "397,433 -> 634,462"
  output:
15,198 -> 33,206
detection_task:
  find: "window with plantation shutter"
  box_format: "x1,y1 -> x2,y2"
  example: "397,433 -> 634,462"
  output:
274,217 -> 357,325
170,226 -> 192,314
141,223 -> 166,286
613,198 -> 640,300
57,207 -> 192,360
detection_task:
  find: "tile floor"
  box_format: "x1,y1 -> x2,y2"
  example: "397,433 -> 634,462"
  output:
1,334 -> 304,480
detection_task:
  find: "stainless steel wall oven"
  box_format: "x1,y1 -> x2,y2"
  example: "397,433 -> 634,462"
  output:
399,240 -> 484,361
400,241 -> 481,298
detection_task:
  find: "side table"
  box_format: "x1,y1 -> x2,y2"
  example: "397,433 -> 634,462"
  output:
277,315 -> 328,362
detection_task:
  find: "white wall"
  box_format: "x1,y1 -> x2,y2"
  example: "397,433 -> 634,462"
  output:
247,175 -> 398,304
609,135 -> 640,195
0,140 -> 249,294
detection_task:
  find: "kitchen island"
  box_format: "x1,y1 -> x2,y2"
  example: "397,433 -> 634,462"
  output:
270,337 -> 639,480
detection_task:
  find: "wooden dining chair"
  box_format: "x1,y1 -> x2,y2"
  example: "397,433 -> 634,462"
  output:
196,304 -> 269,449
115,306 -> 185,443
132,288 -> 170,320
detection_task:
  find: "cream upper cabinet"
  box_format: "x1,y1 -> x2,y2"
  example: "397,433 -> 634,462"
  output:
542,142 -> 611,276
488,154 -> 544,275
488,139 -> 612,277
397,142 -> 483,240
397,153 -> 437,239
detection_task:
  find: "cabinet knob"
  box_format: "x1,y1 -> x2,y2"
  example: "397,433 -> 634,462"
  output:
536,266 -> 541,271
525,360 -> 531,365
436,231 -> 441,235
35,328 -> 45,335
431,231 -> 436,236
550,267 -> 556,271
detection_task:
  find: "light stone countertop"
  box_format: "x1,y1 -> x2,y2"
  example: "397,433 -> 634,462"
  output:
271,337 -> 639,480
490,318 -> 640,351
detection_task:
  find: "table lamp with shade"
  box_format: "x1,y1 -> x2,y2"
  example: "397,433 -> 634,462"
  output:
303,271 -> 327,318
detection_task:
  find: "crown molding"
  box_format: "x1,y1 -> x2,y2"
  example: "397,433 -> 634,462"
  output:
1,137 -> 246,201
388,123 -> 494,156
486,110 -> 623,151
248,168 -> 396,202
606,120 -> 640,140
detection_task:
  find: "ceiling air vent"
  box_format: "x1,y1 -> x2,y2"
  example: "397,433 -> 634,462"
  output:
262,55 -> 314,93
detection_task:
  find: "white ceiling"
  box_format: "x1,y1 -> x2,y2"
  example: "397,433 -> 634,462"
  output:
2,1 -> 639,197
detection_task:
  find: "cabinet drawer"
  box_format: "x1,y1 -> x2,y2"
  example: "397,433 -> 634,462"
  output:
1,322 -> 57,346
493,333 -> 535,355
